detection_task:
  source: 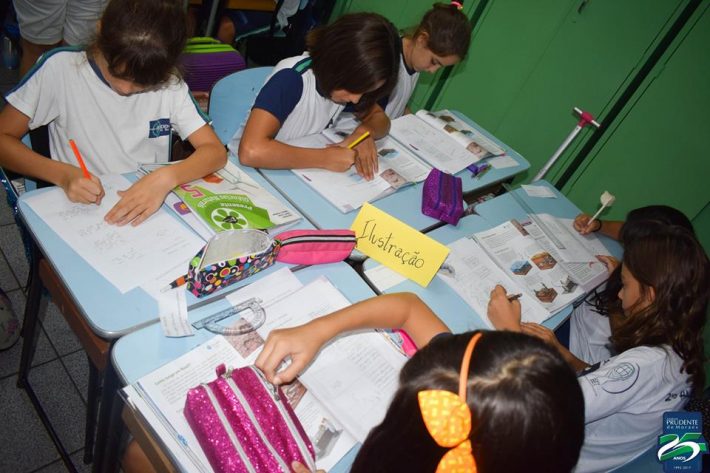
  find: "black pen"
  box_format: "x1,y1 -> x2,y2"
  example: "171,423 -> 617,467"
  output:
507,293 -> 522,302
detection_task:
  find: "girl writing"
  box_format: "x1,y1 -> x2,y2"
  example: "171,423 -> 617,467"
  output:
493,222 -> 709,472
0,0 -> 227,227
236,13 -> 400,181
256,294 -> 584,473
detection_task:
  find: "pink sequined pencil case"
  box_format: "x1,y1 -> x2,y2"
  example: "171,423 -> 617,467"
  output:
184,364 -> 316,473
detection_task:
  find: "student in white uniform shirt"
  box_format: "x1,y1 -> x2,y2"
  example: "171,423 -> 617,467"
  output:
237,13 -> 400,181
0,0 -> 226,227
505,216 -> 708,473
387,0 -> 472,118
333,1 -> 471,130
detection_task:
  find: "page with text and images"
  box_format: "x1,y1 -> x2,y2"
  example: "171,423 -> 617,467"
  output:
289,132 -> 431,213
474,220 -> 587,314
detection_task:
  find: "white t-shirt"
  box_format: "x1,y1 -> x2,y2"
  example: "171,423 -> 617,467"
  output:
7,48 -> 208,176
385,51 -> 419,119
571,302 -> 692,473
569,297 -> 614,364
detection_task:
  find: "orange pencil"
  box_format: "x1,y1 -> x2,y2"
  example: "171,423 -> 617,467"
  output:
68,139 -> 90,179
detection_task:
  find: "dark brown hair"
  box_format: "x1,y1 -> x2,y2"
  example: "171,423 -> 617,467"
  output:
610,223 -> 709,394
306,13 -> 400,112
88,0 -> 187,87
412,2 -> 472,59
351,331 -> 584,473
590,206 -> 695,321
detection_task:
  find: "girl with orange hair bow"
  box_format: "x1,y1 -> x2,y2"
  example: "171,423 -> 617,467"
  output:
256,293 -> 584,473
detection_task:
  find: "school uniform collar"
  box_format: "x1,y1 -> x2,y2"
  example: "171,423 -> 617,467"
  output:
401,37 -> 416,76
88,58 -> 111,88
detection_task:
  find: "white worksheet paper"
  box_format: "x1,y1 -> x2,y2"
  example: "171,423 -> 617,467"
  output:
24,175 -> 205,293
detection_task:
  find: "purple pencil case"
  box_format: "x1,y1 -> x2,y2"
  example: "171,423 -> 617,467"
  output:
421,168 -> 464,225
184,364 -> 316,473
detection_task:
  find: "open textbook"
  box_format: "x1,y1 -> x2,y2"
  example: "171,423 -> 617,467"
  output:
389,109 -> 505,174
141,161 -> 301,240
439,215 -> 611,326
288,131 -> 431,213
122,269 -> 407,472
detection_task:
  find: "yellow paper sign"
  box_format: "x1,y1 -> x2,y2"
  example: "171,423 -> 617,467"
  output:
350,203 -> 449,287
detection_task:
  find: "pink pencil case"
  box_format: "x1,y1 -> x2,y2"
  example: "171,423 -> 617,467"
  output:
186,229 -> 356,297
184,364 -> 316,473
275,229 -> 356,264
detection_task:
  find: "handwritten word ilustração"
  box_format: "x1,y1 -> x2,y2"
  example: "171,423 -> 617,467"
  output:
357,219 -> 425,268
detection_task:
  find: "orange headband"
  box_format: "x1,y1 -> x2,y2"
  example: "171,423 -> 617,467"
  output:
418,333 -> 481,473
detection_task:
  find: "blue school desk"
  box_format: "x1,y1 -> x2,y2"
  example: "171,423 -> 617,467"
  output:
256,111 -> 530,231
15,163 -> 313,473
361,180 -> 623,332
113,263 -> 374,473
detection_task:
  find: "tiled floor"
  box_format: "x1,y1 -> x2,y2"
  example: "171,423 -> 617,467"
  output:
0,68 -> 92,472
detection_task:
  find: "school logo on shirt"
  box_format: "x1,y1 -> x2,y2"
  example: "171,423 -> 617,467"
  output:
148,118 -> 171,138
658,412 -> 707,472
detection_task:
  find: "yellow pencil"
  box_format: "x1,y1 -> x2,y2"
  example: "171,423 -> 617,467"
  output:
348,131 -> 371,149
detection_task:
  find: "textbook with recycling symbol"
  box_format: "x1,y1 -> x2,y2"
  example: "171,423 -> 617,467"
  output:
167,161 -> 301,239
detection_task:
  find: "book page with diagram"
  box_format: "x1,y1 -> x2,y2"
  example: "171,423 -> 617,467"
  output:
474,220 -> 586,314
438,237 -> 551,326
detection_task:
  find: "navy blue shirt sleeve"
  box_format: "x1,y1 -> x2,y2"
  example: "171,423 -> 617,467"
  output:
252,69 -> 304,124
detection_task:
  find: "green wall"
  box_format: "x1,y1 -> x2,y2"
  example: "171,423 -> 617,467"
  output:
334,0 -> 710,385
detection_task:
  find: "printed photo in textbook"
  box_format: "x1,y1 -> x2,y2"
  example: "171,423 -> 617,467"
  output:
288,131 -> 431,213
439,215 -> 610,326
389,109 -> 506,174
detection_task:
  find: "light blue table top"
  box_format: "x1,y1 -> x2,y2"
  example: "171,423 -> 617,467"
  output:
257,111 -> 530,231
17,162 -> 314,339
363,180 -> 623,332
113,262 -> 375,473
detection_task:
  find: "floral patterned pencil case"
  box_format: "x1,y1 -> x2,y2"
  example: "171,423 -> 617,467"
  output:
186,229 -> 356,297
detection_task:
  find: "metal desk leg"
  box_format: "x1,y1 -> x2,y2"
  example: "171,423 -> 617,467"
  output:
84,358 -> 100,464
17,242 -> 41,388
92,341 -> 121,473
17,243 -> 78,472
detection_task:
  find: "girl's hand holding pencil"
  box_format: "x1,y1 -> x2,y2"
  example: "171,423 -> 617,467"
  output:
348,130 -> 378,181
573,213 -> 602,235
62,139 -> 105,205
328,130 -> 378,180
322,145 -> 357,173
487,285 -> 522,331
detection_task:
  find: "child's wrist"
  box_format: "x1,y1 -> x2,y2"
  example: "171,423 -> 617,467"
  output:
592,220 -> 603,233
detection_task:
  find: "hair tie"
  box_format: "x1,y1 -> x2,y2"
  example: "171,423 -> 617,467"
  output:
418,333 -> 481,473
450,0 -> 464,10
